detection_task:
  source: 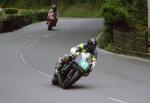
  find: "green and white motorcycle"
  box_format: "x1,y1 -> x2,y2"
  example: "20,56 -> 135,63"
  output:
52,53 -> 92,89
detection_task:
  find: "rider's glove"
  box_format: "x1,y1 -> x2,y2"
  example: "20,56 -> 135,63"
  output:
89,61 -> 96,72
91,61 -> 96,68
70,47 -> 77,55
70,47 -> 80,57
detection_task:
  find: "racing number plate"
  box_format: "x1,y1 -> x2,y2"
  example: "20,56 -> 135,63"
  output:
79,59 -> 89,71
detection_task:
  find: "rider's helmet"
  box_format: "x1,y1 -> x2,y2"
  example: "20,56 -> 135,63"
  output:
87,38 -> 97,52
52,4 -> 57,12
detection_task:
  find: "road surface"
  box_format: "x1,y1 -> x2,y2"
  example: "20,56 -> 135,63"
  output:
0,18 -> 150,103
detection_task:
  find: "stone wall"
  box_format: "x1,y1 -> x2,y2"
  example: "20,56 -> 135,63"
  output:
113,29 -> 150,57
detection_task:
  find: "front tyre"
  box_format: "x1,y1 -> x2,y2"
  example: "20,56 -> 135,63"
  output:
51,73 -> 59,85
48,24 -> 52,30
62,71 -> 80,89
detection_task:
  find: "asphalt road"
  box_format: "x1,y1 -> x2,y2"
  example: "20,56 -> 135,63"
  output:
0,18 -> 150,103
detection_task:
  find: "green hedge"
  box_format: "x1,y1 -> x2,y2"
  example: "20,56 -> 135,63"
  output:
59,3 -> 101,18
0,8 -> 48,33
101,0 -> 131,31
4,8 -> 18,14
34,9 -> 48,21
0,8 -> 5,17
18,9 -> 34,24
18,9 -> 48,23
0,12 -> 5,16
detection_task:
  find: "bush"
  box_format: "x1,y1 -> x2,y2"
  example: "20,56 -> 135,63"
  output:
0,11 -> 5,16
0,8 -> 49,33
133,0 -> 147,25
6,15 -> 25,29
18,9 -> 35,24
18,9 -> 33,17
34,9 -> 48,21
4,8 -> 18,14
59,3 -> 101,18
101,0 -> 131,31
0,8 -> 5,17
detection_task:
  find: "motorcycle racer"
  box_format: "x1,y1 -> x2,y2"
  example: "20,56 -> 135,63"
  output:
47,4 -> 58,26
55,38 -> 97,77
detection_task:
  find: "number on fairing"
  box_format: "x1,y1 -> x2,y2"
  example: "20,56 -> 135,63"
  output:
80,60 -> 89,70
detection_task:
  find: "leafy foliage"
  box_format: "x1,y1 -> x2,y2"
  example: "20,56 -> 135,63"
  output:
0,0 -> 50,8
0,8 -> 5,16
4,8 -> 18,14
101,0 -> 131,31
101,0 -> 148,33
59,4 -> 101,18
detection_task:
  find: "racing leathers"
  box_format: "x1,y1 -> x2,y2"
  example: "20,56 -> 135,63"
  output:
47,9 -> 58,26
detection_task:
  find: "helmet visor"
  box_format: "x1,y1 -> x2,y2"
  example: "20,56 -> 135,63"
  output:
89,44 -> 96,51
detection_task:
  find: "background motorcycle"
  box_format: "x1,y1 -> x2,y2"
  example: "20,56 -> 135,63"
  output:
47,12 -> 56,30
52,53 -> 92,89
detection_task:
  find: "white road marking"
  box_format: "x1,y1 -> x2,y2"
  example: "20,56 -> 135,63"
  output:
38,70 -> 53,78
20,52 -> 53,79
97,48 -> 150,63
24,40 -> 38,50
20,33 -> 55,79
44,34 -> 54,39
20,52 -> 53,78
109,97 -> 128,103
20,40 -> 38,65
20,53 -> 28,65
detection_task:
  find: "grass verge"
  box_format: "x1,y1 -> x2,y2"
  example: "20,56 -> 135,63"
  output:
58,4 -> 102,18
104,42 -> 113,52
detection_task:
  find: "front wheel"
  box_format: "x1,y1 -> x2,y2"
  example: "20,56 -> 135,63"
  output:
48,23 -> 52,30
62,71 -> 81,89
